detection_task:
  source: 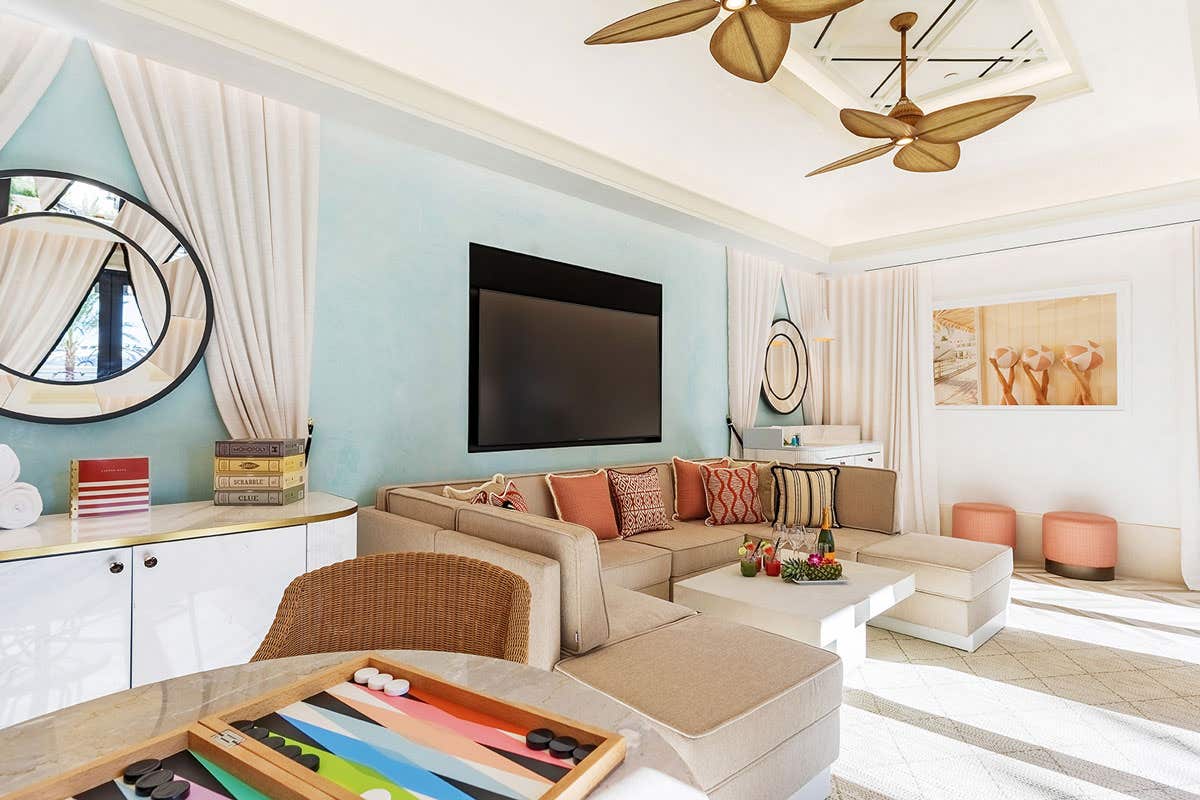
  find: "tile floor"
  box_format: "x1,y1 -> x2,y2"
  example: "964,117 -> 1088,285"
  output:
830,569 -> 1200,800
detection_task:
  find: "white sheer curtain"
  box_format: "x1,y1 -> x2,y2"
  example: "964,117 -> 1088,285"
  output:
781,268 -> 827,426
0,14 -> 71,150
827,265 -> 940,534
112,204 -> 180,341
34,177 -> 69,210
0,225 -> 108,374
1179,225 -> 1200,589
727,249 -> 782,457
93,45 -> 320,439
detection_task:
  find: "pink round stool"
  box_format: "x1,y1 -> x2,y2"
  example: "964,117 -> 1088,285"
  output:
1042,511 -> 1117,581
951,502 -> 1016,548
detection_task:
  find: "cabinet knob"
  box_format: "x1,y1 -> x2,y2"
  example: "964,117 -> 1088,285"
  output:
109,561 -> 125,574
143,556 -> 158,569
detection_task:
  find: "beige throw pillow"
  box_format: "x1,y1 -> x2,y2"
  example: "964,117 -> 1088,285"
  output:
443,473 -> 505,503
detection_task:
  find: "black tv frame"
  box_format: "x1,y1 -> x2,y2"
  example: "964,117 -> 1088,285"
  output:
468,243 -> 663,453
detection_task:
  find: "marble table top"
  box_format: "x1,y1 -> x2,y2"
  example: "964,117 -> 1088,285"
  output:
0,650 -> 704,799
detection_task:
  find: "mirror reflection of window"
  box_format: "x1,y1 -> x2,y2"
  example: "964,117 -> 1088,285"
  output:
7,176 -> 39,216
48,182 -> 122,223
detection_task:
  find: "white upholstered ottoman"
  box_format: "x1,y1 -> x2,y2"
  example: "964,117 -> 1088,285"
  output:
857,534 -> 1012,652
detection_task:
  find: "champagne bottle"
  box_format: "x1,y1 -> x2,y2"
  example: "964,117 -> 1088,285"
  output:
816,506 -> 836,560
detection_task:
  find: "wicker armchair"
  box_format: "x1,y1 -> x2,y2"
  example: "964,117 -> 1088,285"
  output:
252,552 -> 531,664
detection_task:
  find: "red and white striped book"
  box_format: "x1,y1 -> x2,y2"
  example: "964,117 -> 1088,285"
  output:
69,457 -> 151,519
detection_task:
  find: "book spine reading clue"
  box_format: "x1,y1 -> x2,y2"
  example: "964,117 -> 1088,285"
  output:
213,471 -> 305,490
70,457 -> 151,519
214,454 -> 306,474
214,438 -> 306,458
214,485 -> 306,506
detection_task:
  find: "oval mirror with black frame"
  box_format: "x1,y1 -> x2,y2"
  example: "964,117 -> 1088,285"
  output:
0,169 -> 213,424
762,318 -> 809,415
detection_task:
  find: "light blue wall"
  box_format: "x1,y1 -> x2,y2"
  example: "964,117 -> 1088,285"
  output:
0,42 -> 729,512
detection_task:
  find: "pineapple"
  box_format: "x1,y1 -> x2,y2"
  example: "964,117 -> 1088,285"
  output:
780,558 -> 806,583
780,556 -> 844,582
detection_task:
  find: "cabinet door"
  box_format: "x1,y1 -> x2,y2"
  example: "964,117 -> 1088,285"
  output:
131,526 -> 306,687
823,456 -> 853,466
0,548 -> 132,727
306,513 -> 358,571
853,453 -> 882,468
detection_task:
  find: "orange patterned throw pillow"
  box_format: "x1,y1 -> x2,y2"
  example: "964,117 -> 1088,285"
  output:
487,481 -> 529,513
607,468 -> 673,537
546,470 -> 620,540
699,462 -> 766,527
671,456 -> 729,520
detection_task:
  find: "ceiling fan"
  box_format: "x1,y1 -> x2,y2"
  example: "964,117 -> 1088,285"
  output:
585,0 -> 866,83
806,12 -> 1035,176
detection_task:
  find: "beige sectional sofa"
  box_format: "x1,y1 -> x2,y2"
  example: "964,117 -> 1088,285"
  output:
359,458 -> 1013,798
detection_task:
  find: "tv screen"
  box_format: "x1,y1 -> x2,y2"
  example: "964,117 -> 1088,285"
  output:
469,244 -> 662,452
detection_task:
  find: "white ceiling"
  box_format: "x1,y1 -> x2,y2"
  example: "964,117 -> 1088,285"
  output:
10,0 -> 1200,264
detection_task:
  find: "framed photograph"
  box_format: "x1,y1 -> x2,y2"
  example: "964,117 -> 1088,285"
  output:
933,283 -> 1129,410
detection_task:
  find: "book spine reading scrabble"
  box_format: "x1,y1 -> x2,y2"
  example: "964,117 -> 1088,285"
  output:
69,457 -> 151,519
213,439 -> 306,506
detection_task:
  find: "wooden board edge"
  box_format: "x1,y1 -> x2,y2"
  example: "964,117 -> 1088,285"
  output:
193,719 -> 352,800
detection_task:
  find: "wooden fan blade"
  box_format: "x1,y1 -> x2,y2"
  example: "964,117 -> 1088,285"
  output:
915,95 -> 1035,144
585,0 -> 720,45
709,6 -> 791,83
893,140 -> 960,172
757,0 -> 865,23
840,108 -> 914,140
806,142 -> 896,177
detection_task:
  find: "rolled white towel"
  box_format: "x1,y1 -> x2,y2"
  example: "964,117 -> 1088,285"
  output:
0,444 -> 18,492
0,482 -> 42,530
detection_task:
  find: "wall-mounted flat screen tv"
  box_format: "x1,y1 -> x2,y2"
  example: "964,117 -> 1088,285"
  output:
469,244 -> 662,452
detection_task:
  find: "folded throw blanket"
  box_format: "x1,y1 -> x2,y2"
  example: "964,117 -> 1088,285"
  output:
0,482 -> 42,529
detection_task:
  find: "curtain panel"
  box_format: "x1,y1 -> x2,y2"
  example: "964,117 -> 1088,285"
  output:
727,249 -> 782,457
1179,225 -> 1200,589
827,265 -> 940,535
781,268 -> 827,426
92,45 -> 320,439
0,14 -> 71,151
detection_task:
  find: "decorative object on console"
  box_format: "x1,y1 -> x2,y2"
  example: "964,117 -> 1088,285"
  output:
213,485 -> 306,507
0,445 -> 41,530
487,481 -> 530,513
934,286 -> 1123,407
770,464 -> 838,528
807,11 -> 1034,176
0,170 -> 213,424
214,437 -> 306,458
607,467 -> 673,537
699,462 -> 765,527
584,0 -> 865,84
546,470 -> 620,540
69,457 -> 150,519
1021,344 -> 1054,405
988,344 -> 1020,406
444,473 -> 506,502
762,318 -> 808,415
213,447 -> 306,506
670,456 -> 728,520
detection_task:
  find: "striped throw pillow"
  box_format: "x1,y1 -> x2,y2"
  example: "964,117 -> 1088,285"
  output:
771,465 -> 840,528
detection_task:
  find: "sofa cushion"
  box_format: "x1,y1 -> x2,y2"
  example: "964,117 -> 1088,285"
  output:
880,576 -> 1010,637
456,504 -> 610,654
632,522 -> 746,577
547,470 -> 620,540
699,462 -> 766,526
671,457 -> 724,520
858,533 -> 1012,600
607,467 -> 672,537
556,614 -> 842,790
384,488 -> 462,530
598,539 -> 673,591
601,586 -> 694,648
834,465 -> 898,533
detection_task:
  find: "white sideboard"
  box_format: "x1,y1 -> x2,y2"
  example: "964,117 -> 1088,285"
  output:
0,492 -> 357,728
742,426 -> 884,468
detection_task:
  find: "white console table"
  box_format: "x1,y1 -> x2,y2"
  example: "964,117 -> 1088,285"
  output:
0,492 -> 357,728
743,425 -> 883,468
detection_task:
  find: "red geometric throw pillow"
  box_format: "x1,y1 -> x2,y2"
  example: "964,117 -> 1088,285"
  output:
607,468 -> 673,537
487,481 -> 529,513
699,462 -> 765,527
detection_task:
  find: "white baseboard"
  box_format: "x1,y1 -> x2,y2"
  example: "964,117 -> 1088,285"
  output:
938,504 -> 1184,586
869,610 -> 1007,653
787,768 -> 831,800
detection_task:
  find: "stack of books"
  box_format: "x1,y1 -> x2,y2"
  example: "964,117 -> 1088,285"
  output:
70,457 -> 151,519
213,439 -> 307,506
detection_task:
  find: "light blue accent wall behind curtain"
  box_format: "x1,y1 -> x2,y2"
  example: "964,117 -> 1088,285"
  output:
0,42 -> 730,513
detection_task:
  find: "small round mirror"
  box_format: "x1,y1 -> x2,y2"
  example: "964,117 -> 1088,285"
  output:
763,318 -> 808,414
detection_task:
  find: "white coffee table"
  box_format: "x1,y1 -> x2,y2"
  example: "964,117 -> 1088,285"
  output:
673,554 -> 916,671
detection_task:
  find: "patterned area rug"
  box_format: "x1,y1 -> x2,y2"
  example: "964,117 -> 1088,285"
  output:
832,568 -> 1200,800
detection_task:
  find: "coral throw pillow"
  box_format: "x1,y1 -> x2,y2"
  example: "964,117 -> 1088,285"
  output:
546,470 -> 620,540
700,462 -> 766,527
487,481 -> 529,513
607,468 -> 673,537
444,473 -> 505,503
672,456 -> 729,520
